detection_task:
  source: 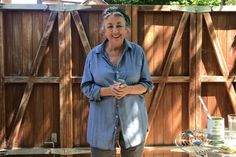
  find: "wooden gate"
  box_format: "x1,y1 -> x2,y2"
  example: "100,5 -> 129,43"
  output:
0,4 -> 236,156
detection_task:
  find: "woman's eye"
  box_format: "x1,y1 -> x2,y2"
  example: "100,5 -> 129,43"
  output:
117,25 -> 123,28
107,26 -> 113,29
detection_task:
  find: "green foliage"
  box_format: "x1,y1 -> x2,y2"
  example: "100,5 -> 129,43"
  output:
191,0 -> 221,5
105,0 -> 235,5
225,0 -> 236,4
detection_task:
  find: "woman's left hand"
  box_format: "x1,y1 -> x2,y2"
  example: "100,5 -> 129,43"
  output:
111,83 -> 128,99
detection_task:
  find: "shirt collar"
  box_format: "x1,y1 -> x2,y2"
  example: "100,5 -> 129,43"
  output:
95,38 -> 132,54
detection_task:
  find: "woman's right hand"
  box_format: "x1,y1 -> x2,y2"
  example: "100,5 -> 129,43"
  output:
110,83 -> 127,99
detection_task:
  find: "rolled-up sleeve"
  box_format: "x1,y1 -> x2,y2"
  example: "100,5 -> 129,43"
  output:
139,49 -> 153,93
80,53 -> 101,102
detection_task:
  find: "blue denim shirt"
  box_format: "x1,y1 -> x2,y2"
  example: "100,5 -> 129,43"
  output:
81,39 -> 153,150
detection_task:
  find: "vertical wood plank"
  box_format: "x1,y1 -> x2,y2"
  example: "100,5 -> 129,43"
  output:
5,12 -> 13,76
64,11 -> 73,149
32,12 -> 44,147
88,12 -> 99,48
153,13 -> 164,145
216,13 -> 228,118
163,85 -> 172,145
196,13 -> 202,128
12,12 -> 23,76
189,13 -> 203,130
125,6 -> 132,41
137,11 -> 144,46
143,12 -> 154,145
0,10 -> 6,148
163,13 -> 173,145
131,5 -> 138,43
40,12 -> 56,148
21,11 -> 34,147
58,12 -> 73,149
171,12 -> 182,140
22,11 -> 33,75
189,13 -> 197,130
144,13 -> 154,74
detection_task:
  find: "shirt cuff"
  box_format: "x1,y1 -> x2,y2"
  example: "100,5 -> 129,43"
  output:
139,82 -> 153,94
92,85 -> 101,102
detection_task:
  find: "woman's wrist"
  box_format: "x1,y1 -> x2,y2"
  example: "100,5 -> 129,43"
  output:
100,86 -> 113,97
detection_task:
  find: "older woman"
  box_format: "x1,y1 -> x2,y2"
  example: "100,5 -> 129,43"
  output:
80,6 -> 153,157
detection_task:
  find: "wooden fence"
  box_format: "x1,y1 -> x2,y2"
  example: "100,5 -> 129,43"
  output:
0,4 -> 236,156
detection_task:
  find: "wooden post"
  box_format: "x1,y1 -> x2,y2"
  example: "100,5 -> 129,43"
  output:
58,12 -> 73,150
196,13 -> 202,128
0,10 -> 6,148
189,13 -> 202,130
189,13 -> 196,130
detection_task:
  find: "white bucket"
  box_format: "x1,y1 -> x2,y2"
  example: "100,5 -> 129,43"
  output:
207,116 -> 224,140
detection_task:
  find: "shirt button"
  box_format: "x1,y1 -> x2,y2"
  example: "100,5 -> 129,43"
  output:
116,115 -> 119,118
115,127 -> 117,130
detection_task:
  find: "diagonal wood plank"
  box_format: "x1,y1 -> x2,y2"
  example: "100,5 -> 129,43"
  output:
0,10 -> 6,148
203,13 -> 236,112
31,12 -> 58,76
71,11 -> 91,55
8,12 -> 57,147
147,12 -> 190,135
10,82 -> 34,147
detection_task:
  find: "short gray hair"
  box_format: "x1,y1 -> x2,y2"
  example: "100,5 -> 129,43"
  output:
102,6 -> 131,27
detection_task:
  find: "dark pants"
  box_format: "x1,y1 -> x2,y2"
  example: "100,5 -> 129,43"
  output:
91,128 -> 144,157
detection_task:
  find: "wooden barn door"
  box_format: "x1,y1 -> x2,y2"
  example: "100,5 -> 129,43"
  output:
131,6 -> 236,147
2,11 -> 59,148
131,7 -> 191,146
0,6 -> 236,154
0,9 -> 94,150
200,12 -> 236,127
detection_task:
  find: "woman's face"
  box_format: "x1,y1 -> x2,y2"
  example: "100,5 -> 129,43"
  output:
103,14 -> 128,47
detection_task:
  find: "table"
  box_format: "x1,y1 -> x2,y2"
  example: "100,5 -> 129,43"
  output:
175,129 -> 236,157
207,152 -> 236,157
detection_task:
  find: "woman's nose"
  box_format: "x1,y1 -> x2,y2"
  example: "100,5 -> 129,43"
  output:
112,27 -> 119,33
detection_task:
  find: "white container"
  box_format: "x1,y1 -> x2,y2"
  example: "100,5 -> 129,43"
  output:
228,114 -> 236,139
228,114 -> 236,131
207,116 -> 224,140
